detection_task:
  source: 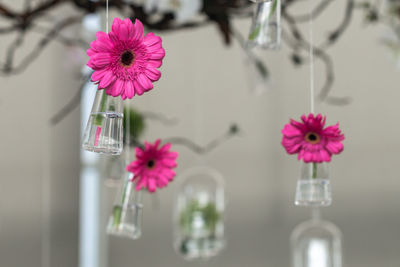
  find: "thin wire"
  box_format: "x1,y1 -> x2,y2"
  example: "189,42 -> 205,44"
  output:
311,207 -> 321,221
106,0 -> 109,32
309,0 -> 315,114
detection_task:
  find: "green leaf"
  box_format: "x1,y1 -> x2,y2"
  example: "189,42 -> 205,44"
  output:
123,107 -> 146,142
179,200 -> 221,235
269,0 -> 278,19
112,205 -> 122,227
249,25 -> 261,41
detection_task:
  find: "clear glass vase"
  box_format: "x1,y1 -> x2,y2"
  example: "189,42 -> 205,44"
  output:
174,167 -> 225,260
82,90 -> 124,155
295,162 -> 331,207
248,0 -> 281,49
291,218 -> 342,267
106,174 -> 143,239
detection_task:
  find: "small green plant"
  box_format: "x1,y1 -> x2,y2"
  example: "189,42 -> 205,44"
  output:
179,199 -> 221,235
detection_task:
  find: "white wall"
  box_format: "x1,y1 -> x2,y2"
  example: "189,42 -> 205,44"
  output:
0,3 -> 80,266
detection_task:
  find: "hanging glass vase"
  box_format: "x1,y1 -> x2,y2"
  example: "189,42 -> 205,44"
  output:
106,173 -> 143,239
82,90 -> 124,155
291,218 -> 342,267
295,162 -> 331,207
174,167 -> 225,260
248,0 -> 281,49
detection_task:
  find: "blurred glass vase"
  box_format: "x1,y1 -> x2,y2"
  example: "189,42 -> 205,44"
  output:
82,90 -> 124,155
248,0 -> 281,49
291,218 -> 342,267
295,163 -> 331,207
107,174 -> 143,239
174,167 -> 225,260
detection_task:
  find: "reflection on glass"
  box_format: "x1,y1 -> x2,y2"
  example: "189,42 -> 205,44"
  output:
174,167 -> 225,260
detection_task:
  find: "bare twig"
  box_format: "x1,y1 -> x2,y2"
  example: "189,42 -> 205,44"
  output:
49,70 -> 92,125
163,124 -> 240,155
0,15 -> 82,75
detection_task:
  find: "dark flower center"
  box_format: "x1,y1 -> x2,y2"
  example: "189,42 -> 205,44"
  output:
305,132 -> 320,144
147,159 -> 155,169
120,50 -> 135,67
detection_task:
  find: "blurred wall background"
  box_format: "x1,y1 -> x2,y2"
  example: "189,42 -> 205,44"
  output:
1,0 -> 400,267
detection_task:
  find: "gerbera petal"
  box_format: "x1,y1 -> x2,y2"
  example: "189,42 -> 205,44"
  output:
147,60 -> 163,68
110,79 -> 125,97
163,169 -> 176,180
137,74 -> 154,91
133,19 -> 144,40
148,48 -> 165,60
154,139 -> 161,148
320,149 -> 331,162
135,147 -> 144,158
91,69 -> 108,82
112,17 -> 123,36
119,21 -> 130,40
133,79 -> 145,95
160,143 -> 171,152
123,18 -> 134,38
92,38 -> 111,52
325,141 -> 344,155
144,68 -> 161,81
147,179 -> 157,193
99,71 -> 116,88
91,53 -> 110,68
124,81 -> 135,99
108,31 -> 119,43
144,32 -> 159,45
282,124 -> 303,138
135,176 -> 147,191
87,48 -> 96,57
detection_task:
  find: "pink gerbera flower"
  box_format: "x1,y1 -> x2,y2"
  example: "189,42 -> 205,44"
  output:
126,139 -> 178,193
281,113 -> 345,163
87,18 -> 165,99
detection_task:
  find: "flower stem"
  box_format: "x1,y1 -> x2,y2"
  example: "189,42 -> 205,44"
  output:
94,90 -> 108,126
312,162 -> 318,179
112,205 -> 122,227
112,179 -> 129,228
269,0 -> 278,19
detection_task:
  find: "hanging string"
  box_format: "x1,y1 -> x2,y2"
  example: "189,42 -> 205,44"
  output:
194,84 -> 205,164
308,0 -> 321,222
309,0 -> 315,114
106,0 -> 109,33
311,207 -> 321,221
